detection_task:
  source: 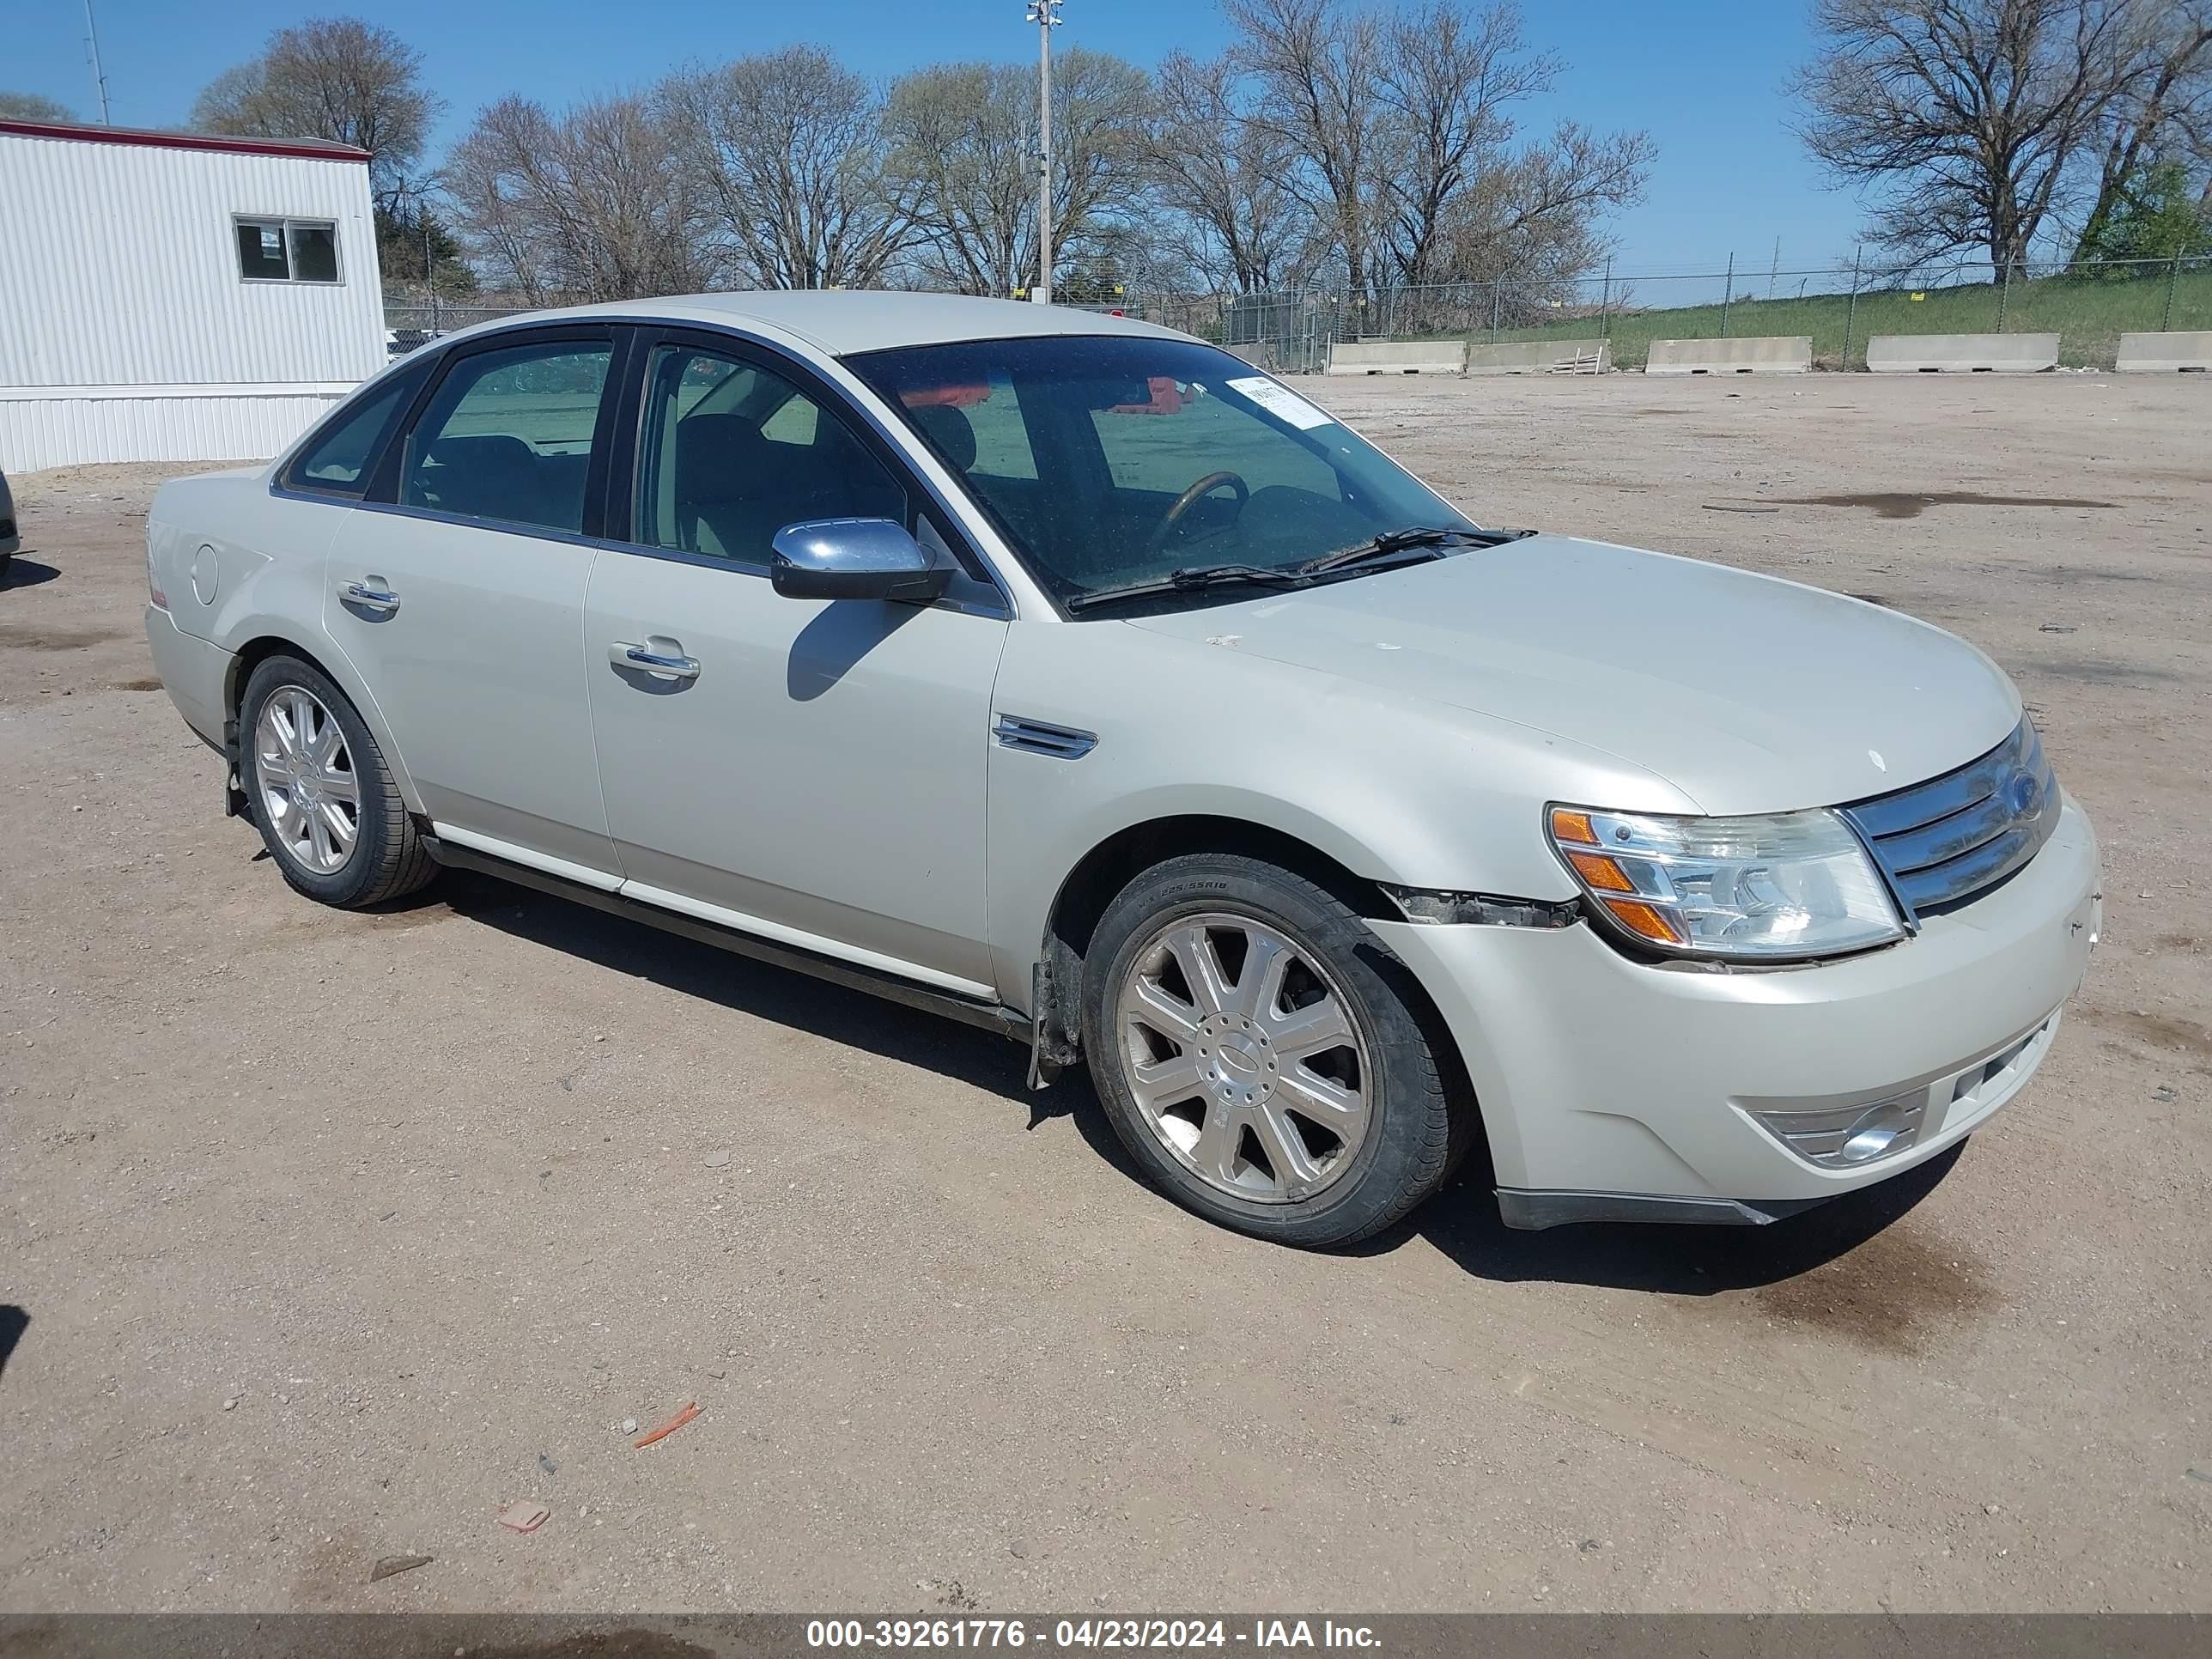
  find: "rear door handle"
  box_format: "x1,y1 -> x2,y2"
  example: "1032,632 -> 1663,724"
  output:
337,579 -> 400,615
610,641 -> 701,681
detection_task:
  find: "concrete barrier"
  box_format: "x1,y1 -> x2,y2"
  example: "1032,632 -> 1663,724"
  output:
2115,331 -> 2212,372
1866,332 -> 2059,373
1462,339 -> 1611,375
1326,339 -> 1468,375
1645,336 -> 1812,376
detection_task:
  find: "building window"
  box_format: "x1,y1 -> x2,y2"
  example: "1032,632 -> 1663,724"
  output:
234,218 -> 341,283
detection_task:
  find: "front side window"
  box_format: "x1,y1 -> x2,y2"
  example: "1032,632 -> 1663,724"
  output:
632,343 -> 907,562
850,336 -> 1477,609
399,341 -> 612,534
235,218 -> 341,283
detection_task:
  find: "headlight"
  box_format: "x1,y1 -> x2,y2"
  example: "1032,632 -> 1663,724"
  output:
1547,805 -> 1905,961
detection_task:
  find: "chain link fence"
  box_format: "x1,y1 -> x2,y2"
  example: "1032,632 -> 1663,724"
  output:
1206,254 -> 2212,373
381,301 -> 533,356
386,255 -> 2211,373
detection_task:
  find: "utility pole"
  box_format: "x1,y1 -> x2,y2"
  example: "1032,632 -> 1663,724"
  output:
1026,0 -> 1063,304
82,0 -> 112,123
1842,246 -> 1863,371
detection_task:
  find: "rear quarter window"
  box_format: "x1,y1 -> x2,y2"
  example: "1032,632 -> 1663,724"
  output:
282,367 -> 427,496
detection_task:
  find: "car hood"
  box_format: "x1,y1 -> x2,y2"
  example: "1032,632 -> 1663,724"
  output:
1122,534 -> 2021,816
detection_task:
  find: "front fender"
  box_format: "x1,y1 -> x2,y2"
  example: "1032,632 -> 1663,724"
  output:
985,618 -> 1695,1006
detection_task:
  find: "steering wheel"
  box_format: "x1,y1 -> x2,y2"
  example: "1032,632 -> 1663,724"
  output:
1145,470 -> 1249,557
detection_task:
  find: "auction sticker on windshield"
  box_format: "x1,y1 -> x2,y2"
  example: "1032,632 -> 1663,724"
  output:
1225,376 -> 1335,431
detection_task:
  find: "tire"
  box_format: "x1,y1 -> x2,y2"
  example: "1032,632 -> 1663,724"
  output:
1080,853 -> 1464,1249
238,653 -> 436,908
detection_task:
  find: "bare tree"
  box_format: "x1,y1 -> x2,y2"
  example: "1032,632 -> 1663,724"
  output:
662,47 -> 911,290
1219,0 -> 1646,302
190,16 -> 441,210
2071,1 -> 2212,258
1145,51 -> 1314,292
447,94 -> 714,303
1223,0 -> 1387,301
884,48 -> 1150,295
1371,2 -> 1549,283
1370,1 -> 1649,285
1429,123 -> 1653,288
1791,0 -> 2146,276
0,92 -> 76,121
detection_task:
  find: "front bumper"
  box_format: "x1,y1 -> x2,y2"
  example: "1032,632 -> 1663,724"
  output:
1375,795 -> 2101,1226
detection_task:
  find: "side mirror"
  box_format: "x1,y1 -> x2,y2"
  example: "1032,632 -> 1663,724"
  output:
769,518 -> 949,604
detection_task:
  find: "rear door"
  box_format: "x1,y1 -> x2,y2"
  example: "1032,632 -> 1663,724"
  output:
581,329 -> 1010,993
325,326 -> 626,880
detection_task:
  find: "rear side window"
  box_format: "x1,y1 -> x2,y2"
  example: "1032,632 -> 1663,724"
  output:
283,370 -> 420,496
399,341 -> 613,535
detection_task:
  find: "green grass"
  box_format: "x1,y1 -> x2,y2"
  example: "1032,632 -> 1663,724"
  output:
1430,265 -> 2212,370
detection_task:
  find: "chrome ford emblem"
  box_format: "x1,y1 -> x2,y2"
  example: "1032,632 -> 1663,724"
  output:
2007,770 -> 2040,814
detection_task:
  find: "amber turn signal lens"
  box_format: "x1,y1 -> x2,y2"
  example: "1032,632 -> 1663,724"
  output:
1601,897 -> 1687,945
1565,850 -> 1635,892
1549,808 -> 1596,845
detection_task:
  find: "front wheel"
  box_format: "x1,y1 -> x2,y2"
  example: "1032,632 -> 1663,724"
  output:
1080,854 -> 1464,1248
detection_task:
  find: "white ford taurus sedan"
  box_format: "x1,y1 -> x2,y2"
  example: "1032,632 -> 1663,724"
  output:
144,293 -> 2102,1247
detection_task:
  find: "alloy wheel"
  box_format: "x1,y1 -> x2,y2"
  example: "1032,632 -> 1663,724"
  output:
254,686 -> 360,875
1115,911 -> 1372,1203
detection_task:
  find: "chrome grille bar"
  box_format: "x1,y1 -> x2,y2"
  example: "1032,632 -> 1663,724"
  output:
1841,718 -> 2059,918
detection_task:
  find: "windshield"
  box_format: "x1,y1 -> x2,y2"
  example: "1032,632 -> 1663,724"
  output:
848,335 -> 1481,611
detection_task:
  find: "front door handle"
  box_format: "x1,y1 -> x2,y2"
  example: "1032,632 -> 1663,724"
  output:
337,578 -> 400,615
610,640 -> 701,681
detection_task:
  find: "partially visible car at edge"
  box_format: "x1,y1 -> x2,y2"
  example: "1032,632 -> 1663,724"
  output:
0,465 -> 19,580
141,293 -> 2102,1248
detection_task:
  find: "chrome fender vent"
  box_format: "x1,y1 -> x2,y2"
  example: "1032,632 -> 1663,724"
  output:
994,714 -> 1097,760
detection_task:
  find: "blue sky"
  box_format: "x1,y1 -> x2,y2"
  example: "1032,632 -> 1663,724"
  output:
9,0 -> 1865,279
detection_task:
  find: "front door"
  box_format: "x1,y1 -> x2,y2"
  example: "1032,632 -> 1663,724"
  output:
325,329 -> 624,880
583,334 -> 1008,994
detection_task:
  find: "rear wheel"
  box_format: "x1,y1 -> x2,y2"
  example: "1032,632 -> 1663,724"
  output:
239,654 -> 435,908
1081,854 -> 1462,1248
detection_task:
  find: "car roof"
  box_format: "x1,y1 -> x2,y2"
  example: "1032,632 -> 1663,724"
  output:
480,291 -> 1192,358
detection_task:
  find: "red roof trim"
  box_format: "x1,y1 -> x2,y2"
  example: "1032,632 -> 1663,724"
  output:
0,118 -> 371,163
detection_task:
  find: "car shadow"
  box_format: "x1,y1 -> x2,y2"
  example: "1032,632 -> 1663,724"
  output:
436,870 -> 1048,1108
0,1305 -> 27,1387
1,558 -> 59,591
1389,1139 -> 1965,1293
786,598 -> 920,702
423,870 -> 1954,1292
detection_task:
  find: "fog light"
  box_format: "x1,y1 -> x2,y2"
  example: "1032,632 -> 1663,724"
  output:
1838,1100 -> 1913,1164
1748,1087 -> 1927,1169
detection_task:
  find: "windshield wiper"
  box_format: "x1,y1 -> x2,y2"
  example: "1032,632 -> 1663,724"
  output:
1064,563 -> 1311,613
1296,525 -> 1526,579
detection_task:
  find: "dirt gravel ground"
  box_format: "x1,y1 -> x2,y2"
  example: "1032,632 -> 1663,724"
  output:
2,372 -> 2208,1615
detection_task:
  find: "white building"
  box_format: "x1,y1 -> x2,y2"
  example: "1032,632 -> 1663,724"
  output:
0,118 -> 386,472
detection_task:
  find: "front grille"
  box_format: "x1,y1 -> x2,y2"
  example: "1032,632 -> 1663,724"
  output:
1842,718 -> 2059,918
